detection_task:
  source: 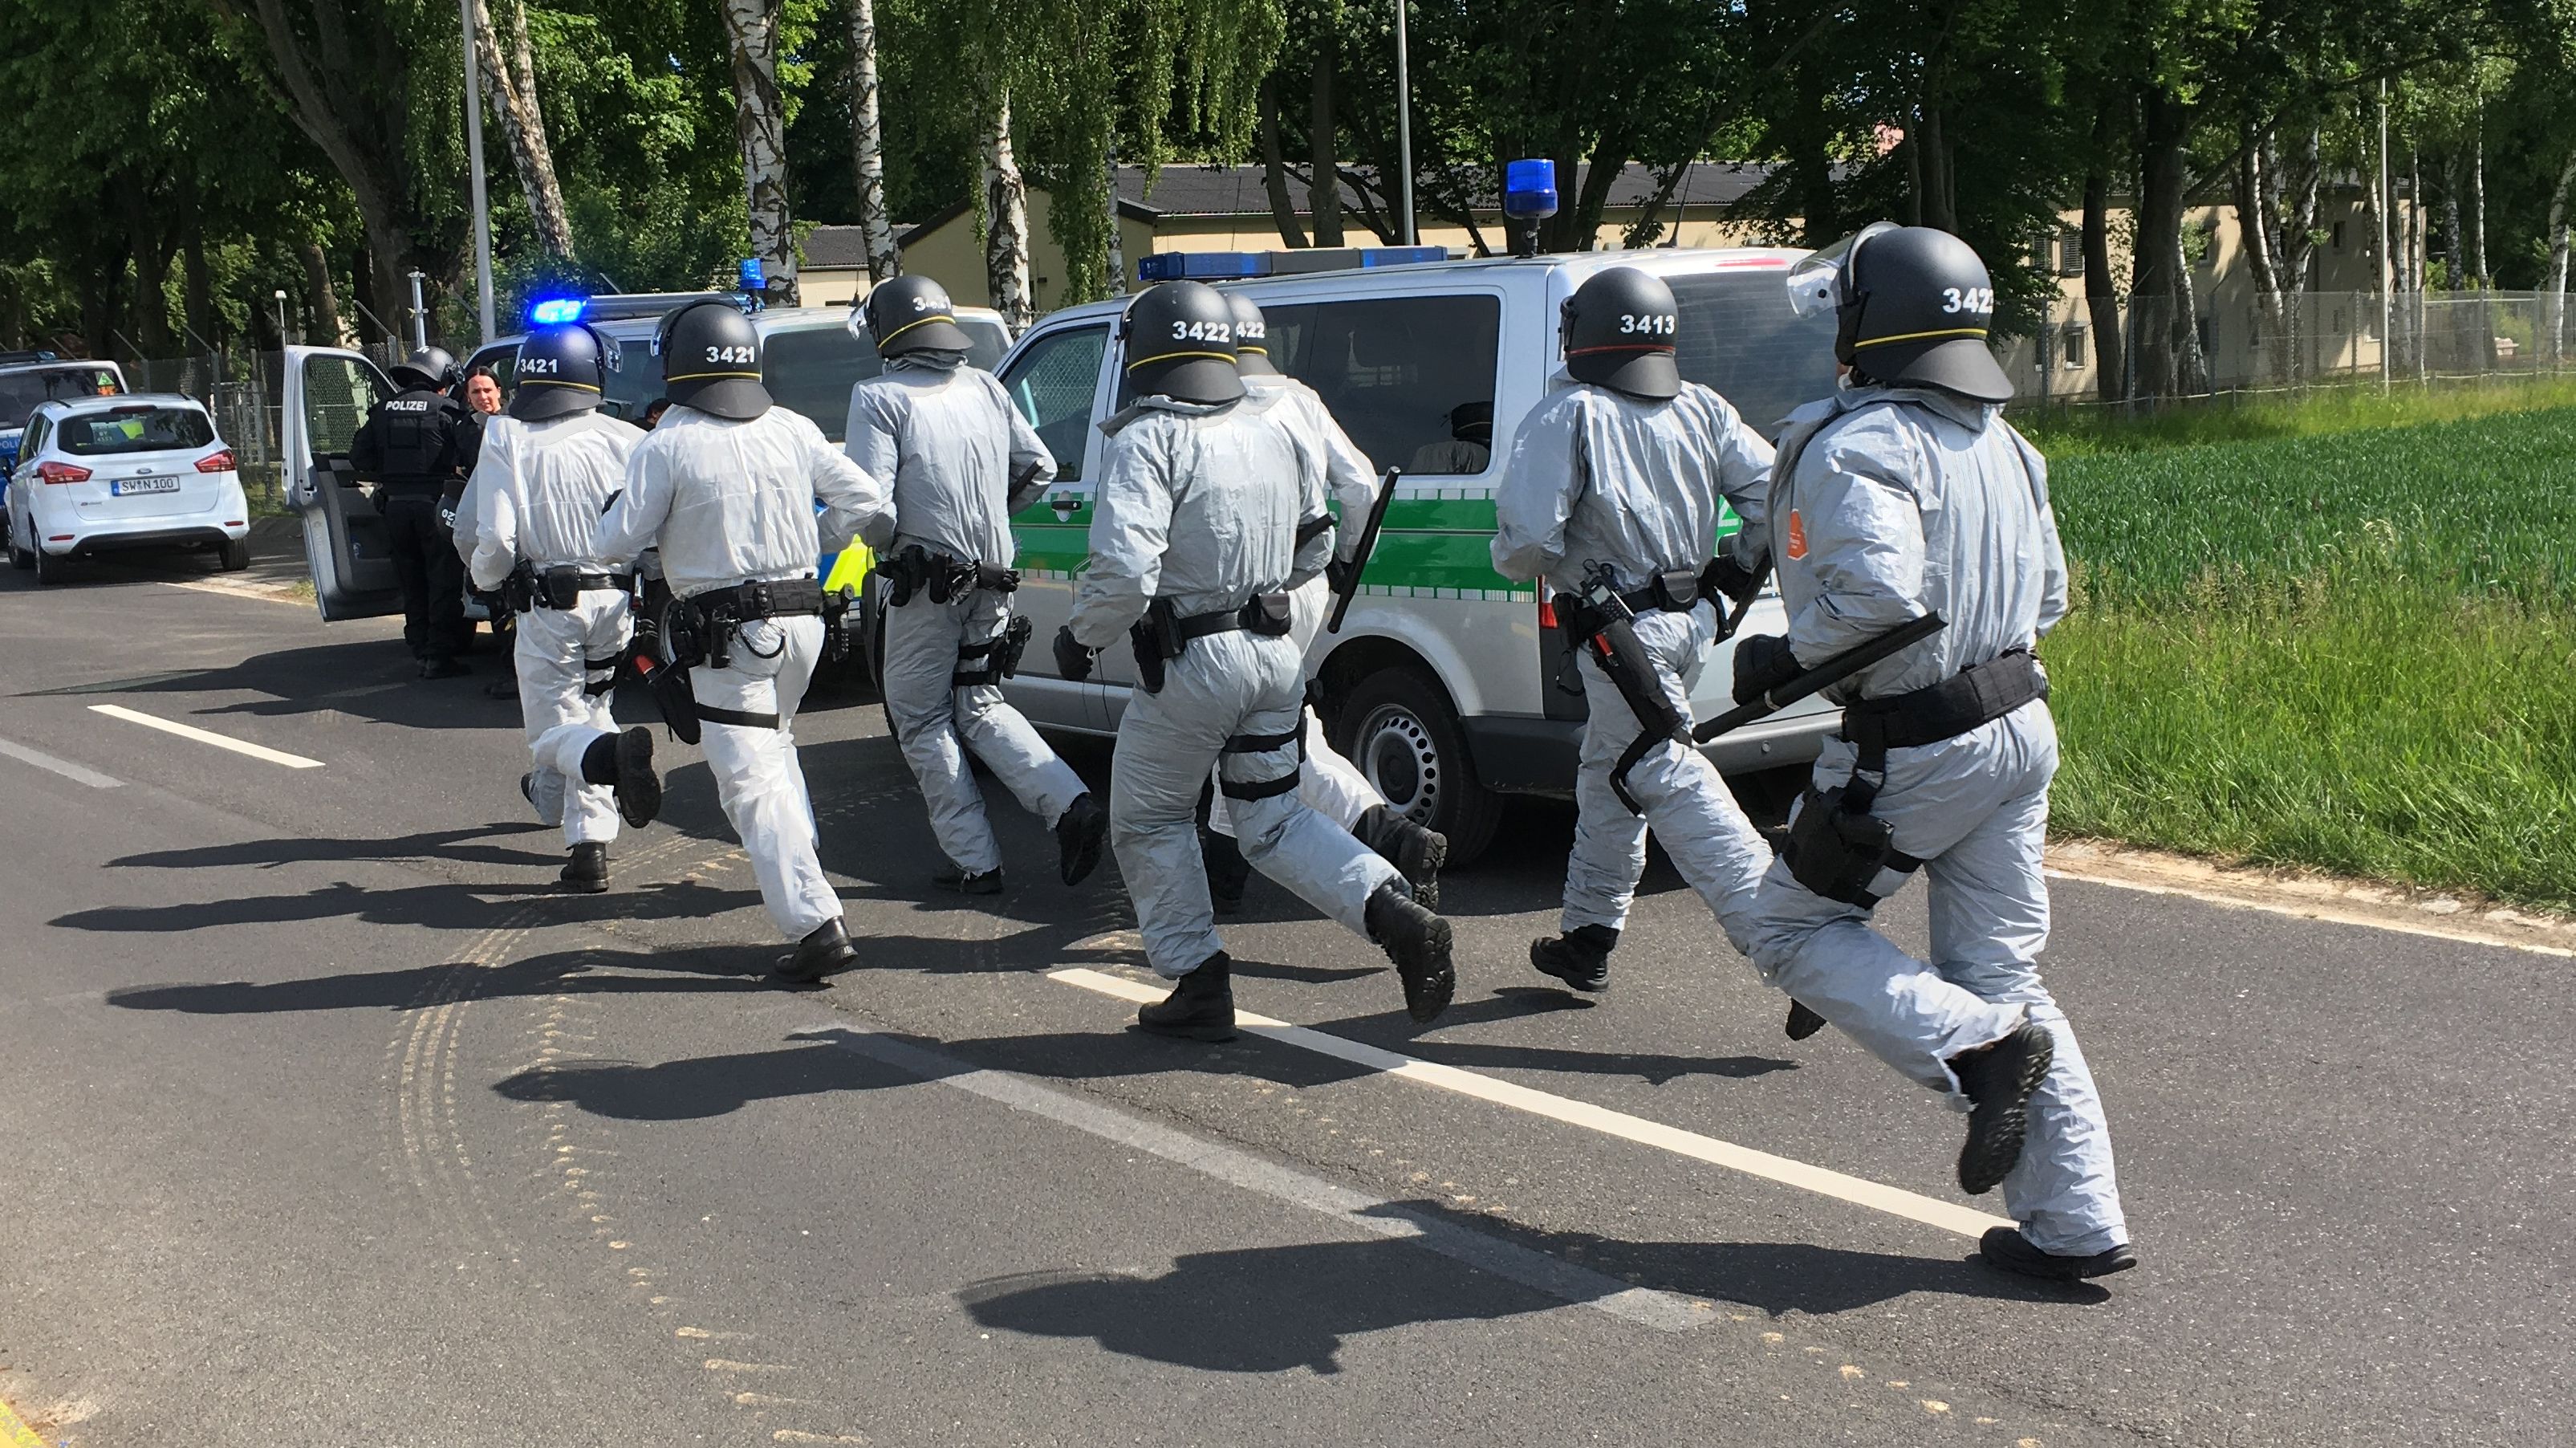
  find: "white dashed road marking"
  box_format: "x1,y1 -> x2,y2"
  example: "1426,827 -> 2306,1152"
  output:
87,703 -> 325,769
0,734 -> 123,788
1050,966 -> 2012,1240
819,1027 -> 1708,1332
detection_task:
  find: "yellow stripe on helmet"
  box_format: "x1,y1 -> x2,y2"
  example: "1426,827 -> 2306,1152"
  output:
1851,326 -> 1989,349
1125,350 -> 1237,371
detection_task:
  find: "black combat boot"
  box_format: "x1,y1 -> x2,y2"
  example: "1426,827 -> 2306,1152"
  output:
1786,1000 -> 1830,1039
519,773 -> 538,808
1530,924 -> 1618,994
1979,1226 -> 2139,1282
932,861 -> 1005,896
1056,791 -> 1108,886
1137,954 -> 1237,1041
558,842 -> 608,894
580,726 -> 661,828
1356,805 -> 1448,910
777,917 -> 859,984
1949,1020 -> 2056,1194
1366,881 -> 1454,1024
420,657 -> 471,680
1201,828 -> 1251,914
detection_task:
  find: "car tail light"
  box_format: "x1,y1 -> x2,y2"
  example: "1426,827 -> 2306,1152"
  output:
35,461 -> 90,485
196,449 -> 236,474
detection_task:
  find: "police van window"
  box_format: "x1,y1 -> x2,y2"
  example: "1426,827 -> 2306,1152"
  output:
1260,294 -> 1500,476
762,323 -> 884,441
1668,270 -> 1840,438
1001,324 -> 1107,483
468,345 -> 518,401
57,405 -> 215,455
303,356 -> 384,456
0,367 -> 122,429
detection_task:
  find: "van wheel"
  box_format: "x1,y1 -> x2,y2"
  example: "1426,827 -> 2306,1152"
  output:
1333,665 -> 1503,867
218,537 -> 253,571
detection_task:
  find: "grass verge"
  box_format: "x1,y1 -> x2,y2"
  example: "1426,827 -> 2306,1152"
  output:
2022,372 -> 2576,458
2043,404 -> 2576,911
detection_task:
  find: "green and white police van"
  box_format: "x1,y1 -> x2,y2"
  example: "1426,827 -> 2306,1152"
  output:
983,246 -> 1845,863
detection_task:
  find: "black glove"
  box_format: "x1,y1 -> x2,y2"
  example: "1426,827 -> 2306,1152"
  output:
1052,624 -> 1095,682
1704,553 -> 1766,607
1732,633 -> 1802,706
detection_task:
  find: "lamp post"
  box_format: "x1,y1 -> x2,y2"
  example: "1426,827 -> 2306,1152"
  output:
407,270 -> 431,351
1393,0 -> 1415,246
457,0 -> 496,344
274,289 -> 290,348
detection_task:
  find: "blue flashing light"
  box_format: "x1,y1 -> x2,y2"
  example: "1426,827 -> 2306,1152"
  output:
1137,251 -> 1267,283
1503,158 -> 1559,222
527,296 -> 587,326
1360,246 -> 1448,267
737,257 -> 768,293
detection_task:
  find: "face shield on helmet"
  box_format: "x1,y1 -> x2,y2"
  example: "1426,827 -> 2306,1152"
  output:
1786,221 -> 1899,320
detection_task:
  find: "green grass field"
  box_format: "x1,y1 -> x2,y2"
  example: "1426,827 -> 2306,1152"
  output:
2042,403 -> 2576,910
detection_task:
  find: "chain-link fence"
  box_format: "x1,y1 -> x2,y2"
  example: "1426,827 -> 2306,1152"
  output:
2001,290 -> 2573,412
105,342 -> 424,514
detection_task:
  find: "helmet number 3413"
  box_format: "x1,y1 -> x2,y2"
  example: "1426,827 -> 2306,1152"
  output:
1617,313 -> 1676,335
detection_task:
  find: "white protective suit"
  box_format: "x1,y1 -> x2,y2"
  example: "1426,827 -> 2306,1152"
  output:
463,411 -> 639,846
1068,397 -> 1401,978
1490,379 -> 1778,952
1203,373 -> 1388,843
846,356 -> 1087,875
586,404 -> 889,940
1739,382 -> 2127,1259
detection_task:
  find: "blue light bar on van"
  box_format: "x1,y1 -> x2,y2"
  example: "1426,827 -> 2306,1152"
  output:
737,258 -> 768,292
1503,159 -> 1558,221
1136,247 -> 1451,283
527,296 -> 587,325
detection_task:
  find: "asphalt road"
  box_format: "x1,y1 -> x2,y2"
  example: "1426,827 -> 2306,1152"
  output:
2,559 -> 2566,1447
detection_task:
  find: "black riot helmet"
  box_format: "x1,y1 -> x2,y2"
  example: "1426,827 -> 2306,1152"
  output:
509,323 -> 615,421
1224,291 -> 1277,377
858,274 -> 972,359
652,298 -> 770,421
392,346 -> 457,391
1792,223 -> 2013,403
1559,267 -> 1680,401
1117,280 -> 1244,405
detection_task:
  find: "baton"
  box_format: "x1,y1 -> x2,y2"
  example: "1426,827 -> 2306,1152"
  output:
1326,465 -> 1403,635
1692,612 -> 1946,744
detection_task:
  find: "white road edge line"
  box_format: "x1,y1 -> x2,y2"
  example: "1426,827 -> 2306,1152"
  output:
85,704 -> 325,770
1051,966 -> 2010,1241
813,1026 -> 1707,1333
0,735 -> 123,789
2044,866 -> 2576,959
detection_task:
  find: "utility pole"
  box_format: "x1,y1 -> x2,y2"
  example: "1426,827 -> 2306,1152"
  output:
406,270 -> 430,352
2378,79 -> 2391,393
459,0 -> 497,344
1393,0 -> 1415,246
274,289 -> 290,348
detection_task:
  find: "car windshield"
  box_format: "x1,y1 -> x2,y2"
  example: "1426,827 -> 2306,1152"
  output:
0,367 -> 123,429
1667,267 -> 1840,438
55,405 -> 214,455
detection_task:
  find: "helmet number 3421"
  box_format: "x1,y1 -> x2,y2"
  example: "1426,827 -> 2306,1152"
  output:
703,344 -> 756,364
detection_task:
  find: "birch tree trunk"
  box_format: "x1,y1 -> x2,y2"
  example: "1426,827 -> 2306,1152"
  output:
2472,111 -> 2489,286
721,0 -> 796,300
299,240 -> 352,348
2237,124 -> 2286,381
2081,103 -> 2123,396
467,0 -> 575,258
1103,134 -> 1126,297
2545,148 -> 2576,364
844,0 -> 898,283
981,83 -> 1034,334
2282,125 -> 2322,384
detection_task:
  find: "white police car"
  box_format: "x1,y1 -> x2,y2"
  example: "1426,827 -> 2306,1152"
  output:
6,393 -> 251,584
991,244 -> 1845,861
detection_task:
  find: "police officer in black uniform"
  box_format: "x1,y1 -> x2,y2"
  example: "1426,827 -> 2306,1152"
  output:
352,347 -> 476,677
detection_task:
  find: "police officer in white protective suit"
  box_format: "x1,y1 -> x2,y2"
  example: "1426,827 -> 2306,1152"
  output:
463,320 -> 661,892
846,275 -> 1108,895
1199,291 -> 1446,913
1734,225 -> 2135,1281
1050,281 -> 1456,1040
1490,266 -> 1778,994
578,298 -> 891,983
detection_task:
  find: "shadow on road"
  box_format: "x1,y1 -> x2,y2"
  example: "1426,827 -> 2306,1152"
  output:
954,1202 -> 2063,1373
55,876 -> 761,933
107,944 -> 770,1016
107,821 -> 562,872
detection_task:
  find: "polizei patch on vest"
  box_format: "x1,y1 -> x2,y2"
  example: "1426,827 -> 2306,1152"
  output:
1785,510 -> 1808,560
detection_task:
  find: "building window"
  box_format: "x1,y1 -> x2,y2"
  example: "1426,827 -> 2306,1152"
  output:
2062,327 -> 2088,368
2058,229 -> 2085,277
2332,220 -> 2346,251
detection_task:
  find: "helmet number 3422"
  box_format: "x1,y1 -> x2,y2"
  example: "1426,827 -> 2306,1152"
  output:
1940,287 -> 1994,315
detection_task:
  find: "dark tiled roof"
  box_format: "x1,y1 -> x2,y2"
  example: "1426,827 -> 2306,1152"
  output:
1116,161 -> 1775,218
802,224 -> 917,270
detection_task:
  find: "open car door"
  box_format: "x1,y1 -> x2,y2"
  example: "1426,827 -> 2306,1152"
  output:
282,345 -> 403,620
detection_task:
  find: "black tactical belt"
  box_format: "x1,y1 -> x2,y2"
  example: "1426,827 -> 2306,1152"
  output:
1615,566 -> 1710,616
1841,649 -> 2048,755
1176,592 -> 1294,641
581,654 -> 622,696
1219,714 -> 1306,802
689,576 -> 827,619
696,705 -> 782,730
1294,513 -> 1335,547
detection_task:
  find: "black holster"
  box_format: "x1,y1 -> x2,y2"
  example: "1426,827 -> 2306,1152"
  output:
823,588 -> 854,662
956,614 -> 1034,687
502,561 -> 538,615
1785,784 -> 1912,906
647,657 -> 701,746
1558,585 -> 1690,815
1129,599 -> 1184,694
